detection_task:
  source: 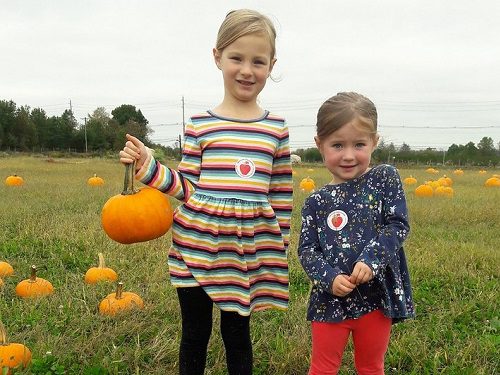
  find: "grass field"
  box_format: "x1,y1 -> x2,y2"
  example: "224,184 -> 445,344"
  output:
1,155 -> 499,375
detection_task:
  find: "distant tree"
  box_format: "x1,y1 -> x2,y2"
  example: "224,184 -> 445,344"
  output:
86,107 -> 111,150
111,104 -> 151,142
0,100 -> 17,148
303,147 -> 321,162
399,143 -> 411,152
111,104 -> 148,126
44,110 -> 77,150
14,106 -> 37,150
31,108 -> 48,149
476,137 -> 496,165
477,136 -> 494,152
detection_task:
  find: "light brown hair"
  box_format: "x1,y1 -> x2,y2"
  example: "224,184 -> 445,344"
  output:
215,9 -> 277,59
316,92 -> 378,141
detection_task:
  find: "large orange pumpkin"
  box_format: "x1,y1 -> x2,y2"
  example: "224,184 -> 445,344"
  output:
435,185 -> 454,197
437,175 -> 453,187
101,164 -> 173,244
415,184 -> 433,197
0,322 -> 31,373
15,265 -> 54,298
299,177 -> 316,193
425,168 -> 439,174
4,175 -> 24,186
484,177 -> 500,187
403,176 -> 417,185
84,253 -> 118,284
0,262 -> 14,278
99,282 -> 144,316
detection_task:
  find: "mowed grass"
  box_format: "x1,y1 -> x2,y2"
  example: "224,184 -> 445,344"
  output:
0,155 -> 499,375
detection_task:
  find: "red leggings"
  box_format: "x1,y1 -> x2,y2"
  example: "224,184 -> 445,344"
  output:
309,310 -> 392,375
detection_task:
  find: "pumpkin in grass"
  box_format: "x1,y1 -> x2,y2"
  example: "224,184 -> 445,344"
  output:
85,253 -> 118,284
299,177 -> 316,193
478,170 -> 487,175
15,265 -> 54,298
4,175 -> 24,186
425,168 -> 438,174
0,321 -> 31,373
88,174 -> 105,186
435,185 -> 454,197
426,180 -> 440,189
453,169 -> 464,176
437,175 -> 453,187
403,176 -> 417,185
415,184 -> 433,197
99,282 -> 144,316
101,164 -> 173,244
0,262 -> 14,279
484,177 -> 500,187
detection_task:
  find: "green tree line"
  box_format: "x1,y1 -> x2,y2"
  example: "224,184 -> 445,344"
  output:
0,100 -> 180,159
1,99 -> 498,166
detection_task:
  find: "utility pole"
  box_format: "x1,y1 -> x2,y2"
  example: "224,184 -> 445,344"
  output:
69,99 -> 73,114
182,95 -> 185,135
442,150 -> 446,165
81,117 -> 88,153
178,134 -> 182,160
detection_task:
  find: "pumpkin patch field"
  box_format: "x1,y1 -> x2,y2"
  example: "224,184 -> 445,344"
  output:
1,156 -> 499,374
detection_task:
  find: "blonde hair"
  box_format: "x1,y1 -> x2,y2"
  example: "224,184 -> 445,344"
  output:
316,92 -> 378,141
215,9 -> 277,59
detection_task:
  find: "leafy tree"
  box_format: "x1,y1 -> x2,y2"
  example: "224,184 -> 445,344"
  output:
399,143 -> 411,152
86,107 -> 111,150
0,100 -> 17,148
478,136 -> 494,152
31,108 -> 49,149
14,106 -> 37,150
111,104 -> 151,143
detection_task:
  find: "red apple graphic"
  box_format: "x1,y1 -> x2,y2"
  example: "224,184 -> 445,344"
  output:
332,214 -> 343,228
239,162 -> 251,176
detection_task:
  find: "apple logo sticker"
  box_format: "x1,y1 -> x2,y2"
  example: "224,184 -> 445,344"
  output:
235,158 -> 256,178
327,210 -> 348,231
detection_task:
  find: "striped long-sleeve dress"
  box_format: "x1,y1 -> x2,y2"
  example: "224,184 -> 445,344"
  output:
136,110 -> 293,316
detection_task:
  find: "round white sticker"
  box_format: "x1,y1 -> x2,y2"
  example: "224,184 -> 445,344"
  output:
327,210 -> 348,231
235,158 -> 255,178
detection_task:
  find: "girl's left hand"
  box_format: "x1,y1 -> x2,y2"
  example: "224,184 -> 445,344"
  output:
349,262 -> 374,285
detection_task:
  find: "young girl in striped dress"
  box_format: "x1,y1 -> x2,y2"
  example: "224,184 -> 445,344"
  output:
119,9 -> 292,375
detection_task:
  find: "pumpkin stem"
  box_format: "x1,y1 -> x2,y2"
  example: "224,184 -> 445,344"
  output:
122,162 -> 138,195
115,281 -> 124,299
29,265 -> 37,282
0,321 -> 7,345
98,253 -> 106,268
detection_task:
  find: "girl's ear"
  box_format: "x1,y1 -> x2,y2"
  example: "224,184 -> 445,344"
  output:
373,134 -> 380,149
213,48 -> 221,69
268,58 -> 277,76
314,136 -> 321,150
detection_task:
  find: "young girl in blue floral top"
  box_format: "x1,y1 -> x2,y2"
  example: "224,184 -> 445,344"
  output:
298,92 -> 415,375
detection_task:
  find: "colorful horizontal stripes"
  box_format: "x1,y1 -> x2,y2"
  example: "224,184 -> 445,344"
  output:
136,111 -> 292,315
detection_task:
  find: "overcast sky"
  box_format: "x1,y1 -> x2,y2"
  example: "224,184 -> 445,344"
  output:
2,1 -> 499,151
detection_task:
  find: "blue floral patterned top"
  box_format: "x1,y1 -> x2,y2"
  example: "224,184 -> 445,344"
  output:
298,164 -> 415,323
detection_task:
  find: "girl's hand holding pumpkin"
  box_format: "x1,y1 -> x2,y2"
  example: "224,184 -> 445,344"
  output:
119,134 -> 149,170
349,262 -> 374,285
331,274 -> 356,297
